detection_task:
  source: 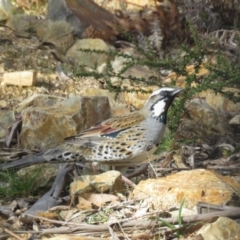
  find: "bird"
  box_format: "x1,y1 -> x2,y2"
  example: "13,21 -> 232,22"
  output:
0,87 -> 183,170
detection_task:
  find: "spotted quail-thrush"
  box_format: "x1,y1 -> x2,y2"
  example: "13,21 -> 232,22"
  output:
0,87 -> 183,170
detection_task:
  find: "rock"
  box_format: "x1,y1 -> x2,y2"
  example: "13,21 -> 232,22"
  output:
7,14 -> 42,38
3,70 -> 37,86
0,100 -> 7,107
80,88 -> 128,115
123,85 -> 159,109
95,0 -> 156,10
15,0 -> 45,9
199,88 -> 240,117
0,0 -> 14,21
177,98 -> 233,144
163,64 -> 209,88
73,77 -> 102,91
70,170 -> 124,196
130,169 -> 240,210
20,96 -> 111,149
229,114 -> 240,125
47,0 -> 117,43
15,94 -> 60,113
37,20 -> 74,54
197,217 -> 240,240
0,110 -> 15,139
66,38 -> 114,69
98,53 -> 158,87
47,0 -> 83,35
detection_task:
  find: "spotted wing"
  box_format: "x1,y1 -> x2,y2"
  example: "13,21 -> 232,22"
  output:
64,111 -> 145,146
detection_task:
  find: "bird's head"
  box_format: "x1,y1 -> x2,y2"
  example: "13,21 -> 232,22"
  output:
144,87 -> 183,123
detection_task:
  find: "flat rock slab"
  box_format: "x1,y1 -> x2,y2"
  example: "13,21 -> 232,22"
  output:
131,169 -> 240,210
70,170 -> 124,196
20,95 -> 111,149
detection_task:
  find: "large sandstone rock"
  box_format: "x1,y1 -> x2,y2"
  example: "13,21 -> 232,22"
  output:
177,98 -> 233,144
20,96 -> 111,149
131,169 -> 240,210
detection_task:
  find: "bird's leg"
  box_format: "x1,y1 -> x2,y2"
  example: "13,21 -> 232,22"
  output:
125,163 -> 149,178
92,162 -> 99,175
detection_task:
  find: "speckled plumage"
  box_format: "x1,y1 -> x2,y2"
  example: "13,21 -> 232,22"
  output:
0,88 -> 183,169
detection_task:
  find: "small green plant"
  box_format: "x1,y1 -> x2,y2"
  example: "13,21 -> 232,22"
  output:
155,132 -> 178,154
86,208 -> 113,224
0,166 -> 48,199
158,198 -> 185,238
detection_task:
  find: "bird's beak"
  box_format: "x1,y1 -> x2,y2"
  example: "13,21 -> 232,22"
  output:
170,88 -> 184,97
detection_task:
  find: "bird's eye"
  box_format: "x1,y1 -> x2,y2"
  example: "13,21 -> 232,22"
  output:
160,91 -> 168,97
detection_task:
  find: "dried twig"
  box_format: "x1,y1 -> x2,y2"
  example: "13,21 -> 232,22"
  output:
4,228 -> 24,240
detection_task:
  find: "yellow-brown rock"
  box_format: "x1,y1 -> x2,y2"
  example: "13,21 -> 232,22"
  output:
123,85 -> 159,109
197,217 -> 240,240
95,0 -> 156,10
70,170 -> 124,196
163,64 -> 209,88
131,169 -> 240,210
199,88 -> 240,116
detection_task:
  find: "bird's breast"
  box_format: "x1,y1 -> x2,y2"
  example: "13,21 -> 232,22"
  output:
145,118 -> 166,144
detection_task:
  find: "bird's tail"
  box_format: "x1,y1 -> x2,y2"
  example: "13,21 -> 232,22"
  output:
0,153 -> 47,170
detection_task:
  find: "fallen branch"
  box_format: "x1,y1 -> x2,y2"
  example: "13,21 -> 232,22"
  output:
16,207 -> 240,237
20,163 -> 74,223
